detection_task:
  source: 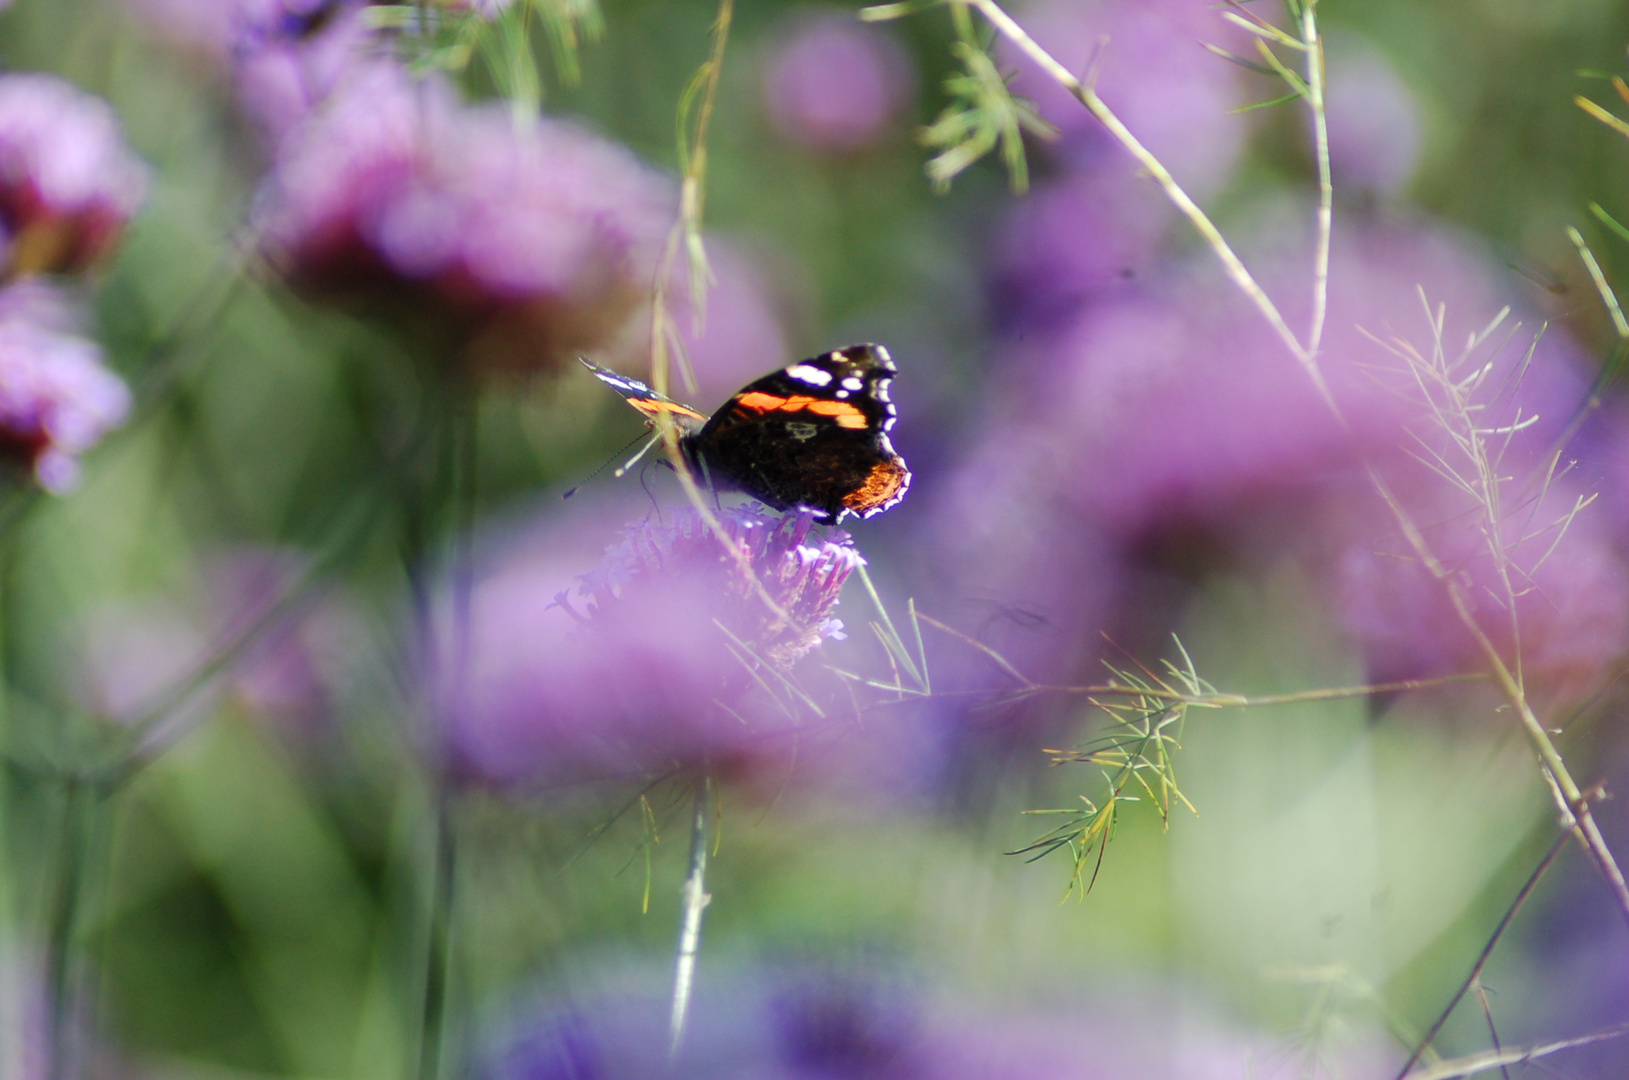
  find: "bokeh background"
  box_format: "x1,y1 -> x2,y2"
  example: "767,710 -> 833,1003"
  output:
4,0 -> 1629,1077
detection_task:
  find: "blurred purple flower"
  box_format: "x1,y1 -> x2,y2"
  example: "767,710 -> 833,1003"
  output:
257,61 -> 675,375
1335,465 -> 1629,706
1001,219 -> 1586,541
80,599 -> 216,731
123,0 -> 378,142
446,504 -> 860,788
999,0 -> 1252,197
77,547 -> 356,745
988,167 -> 1173,333
0,954 -> 48,1080
234,0 -> 380,145
1323,40 -> 1423,200
915,214 -> 1605,746
763,11 -> 914,154
480,963 -> 1387,1079
0,74 -> 148,277
204,548 -> 361,733
0,282 -> 129,493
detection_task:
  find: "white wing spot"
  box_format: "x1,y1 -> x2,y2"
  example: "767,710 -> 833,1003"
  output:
840,376 -> 864,392
787,364 -> 833,386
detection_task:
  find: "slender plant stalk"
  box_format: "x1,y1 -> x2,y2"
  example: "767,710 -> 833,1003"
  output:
960,0 -> 1332,404
1404,1022 -> 1629,1080
1301,0 -> 1333,357
407,373 -> 476,1080
416,795 -> 458,1080
641,0 -> 811,638
1394,830 -> 1569,1079
668,779 -> 712,1061
45,776 -> 96,1080
960,0 -> 1629,930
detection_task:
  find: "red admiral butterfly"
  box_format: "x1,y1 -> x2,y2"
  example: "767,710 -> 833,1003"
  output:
582,344 -> 910,524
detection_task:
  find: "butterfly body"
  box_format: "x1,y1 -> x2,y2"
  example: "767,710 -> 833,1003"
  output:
583,345 -> 910,524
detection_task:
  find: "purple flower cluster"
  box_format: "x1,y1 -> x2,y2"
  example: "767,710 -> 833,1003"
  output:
762,11 -> 914,154
923,174 -> 1627,730
256,62 -> 674,373
0,282 -> 130,492
0,73 -> 142,492
999,0 -> 1253,197
446,504 -> 861,788
478,963 -> 1385,1080
78,546 -> 357,748
0,74 -> 149,278
126,0 -> 378,143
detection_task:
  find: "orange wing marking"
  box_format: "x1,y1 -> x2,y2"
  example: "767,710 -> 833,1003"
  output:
841,458 -> 910,514
630,398 -> 707,421
733,392 -> 868,429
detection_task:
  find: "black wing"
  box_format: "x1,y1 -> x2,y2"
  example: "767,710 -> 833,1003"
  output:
682,344 -> 910,523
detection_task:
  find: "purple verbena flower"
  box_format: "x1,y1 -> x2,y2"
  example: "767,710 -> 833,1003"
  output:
763,11 -> 914,154
1323,39 -> 1423,200
234,0 -> 379,144
478,963 -> 1389,1080
574,505 -> 859,665
77,546 -> 357,750
124,0 -> 379,143
446,503 -> 861,788
257,61 -> 675,374
1335,456 -> 1629,708
0,74 -> 148,277
0,282 -> 130,493
999,0 -> 1252,197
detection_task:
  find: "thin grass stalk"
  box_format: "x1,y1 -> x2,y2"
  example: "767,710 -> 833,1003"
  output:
405,371 -> 473,1080
0,563 -> 13,1080
641,0 -> 814,638
416,794 -> 458,1080
668,778 -> 712,1060
44,776 -> 95,1080
959,0 -> 1330,403
1365,463 -> 1629,925
1394,829 -> 1569,1079
1300,0 -> 1333,357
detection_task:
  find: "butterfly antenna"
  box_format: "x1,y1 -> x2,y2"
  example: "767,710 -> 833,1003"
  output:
563,431 -> 658,500
613,430 -> 665,478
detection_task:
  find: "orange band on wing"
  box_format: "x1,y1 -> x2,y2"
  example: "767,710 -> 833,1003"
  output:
734,391 -> 792,412
733,392 -> 868,429
630,399 -> 707,421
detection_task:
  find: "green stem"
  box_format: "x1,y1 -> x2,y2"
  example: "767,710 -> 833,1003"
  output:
45,776 -> 95,1080
416,793 -> 458,1080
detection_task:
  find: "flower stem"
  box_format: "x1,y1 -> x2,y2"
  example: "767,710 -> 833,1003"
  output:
415,793 -> 457,1080
668,778 -> 712,1061
1394,828 -> 1569,1080
45,775 -> 95,1080
1301,0 -> 1333,359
